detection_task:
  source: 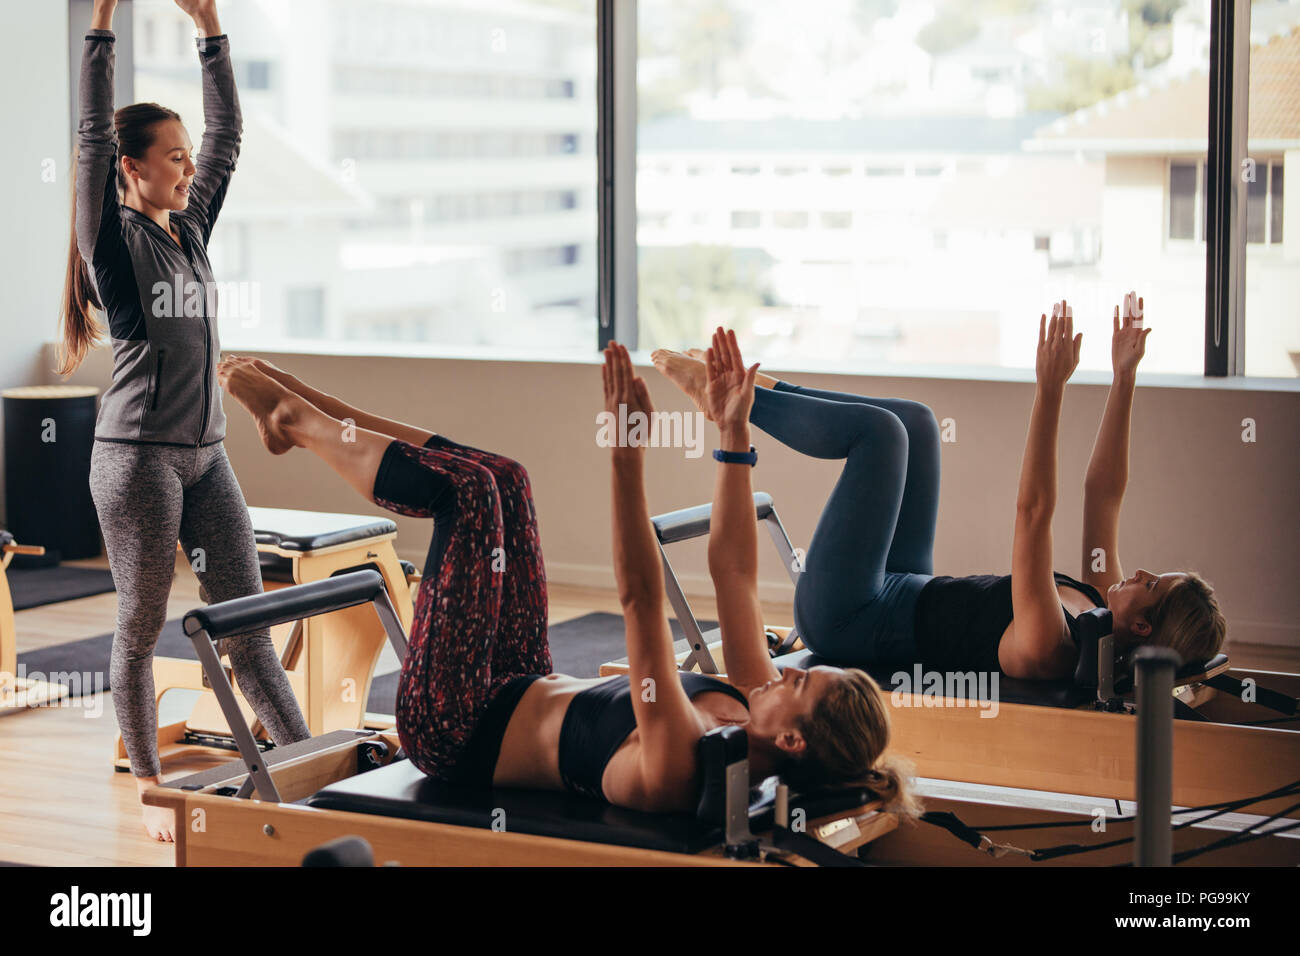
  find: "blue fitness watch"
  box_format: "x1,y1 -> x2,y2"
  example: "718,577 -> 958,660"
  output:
713,445 -> 758,466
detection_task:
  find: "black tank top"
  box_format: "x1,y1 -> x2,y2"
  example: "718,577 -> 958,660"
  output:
912,571 -> 1106,674
558,672 -> 749,801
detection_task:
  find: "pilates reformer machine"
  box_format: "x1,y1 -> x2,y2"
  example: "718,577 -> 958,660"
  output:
601,493 -> 1300,824
114,506 -> 418,770
144,562 -> 1299,866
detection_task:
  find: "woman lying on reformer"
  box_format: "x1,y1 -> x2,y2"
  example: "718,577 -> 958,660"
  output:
215,336 -> 917,816
653,295 -> 1226,681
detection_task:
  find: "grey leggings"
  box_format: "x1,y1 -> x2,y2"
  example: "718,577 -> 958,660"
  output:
89,440 -> 310,777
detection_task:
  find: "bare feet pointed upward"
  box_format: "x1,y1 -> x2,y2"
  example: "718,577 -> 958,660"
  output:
216,360 -> 305,455
650,348 -> 713,422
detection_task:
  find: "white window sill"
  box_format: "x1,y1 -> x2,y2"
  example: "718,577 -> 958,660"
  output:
227,338 -> 1300,393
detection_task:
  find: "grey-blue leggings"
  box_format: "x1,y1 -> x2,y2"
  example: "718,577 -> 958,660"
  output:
89,440 -> 310,777
750,381 -> 941,665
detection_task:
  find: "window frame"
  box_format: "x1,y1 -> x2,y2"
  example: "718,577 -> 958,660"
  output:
71,0 -> 1281,380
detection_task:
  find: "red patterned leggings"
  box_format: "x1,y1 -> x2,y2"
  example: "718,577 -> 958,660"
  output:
371,434 -> 551,780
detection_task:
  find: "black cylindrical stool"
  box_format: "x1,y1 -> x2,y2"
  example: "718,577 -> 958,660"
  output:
2,385 -> 102,567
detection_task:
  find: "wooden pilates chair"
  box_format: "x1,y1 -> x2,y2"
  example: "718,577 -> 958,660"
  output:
145,571 -> 1300,866
0,530 -> 71,712
608,493 -> 1300,821
113,506 -> 418,770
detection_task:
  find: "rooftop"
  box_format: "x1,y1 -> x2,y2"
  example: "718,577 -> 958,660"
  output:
1029,26 -> 1300,152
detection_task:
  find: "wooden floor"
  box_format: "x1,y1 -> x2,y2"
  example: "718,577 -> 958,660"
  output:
1,553 -> 1295,867
0,552 -> 794,866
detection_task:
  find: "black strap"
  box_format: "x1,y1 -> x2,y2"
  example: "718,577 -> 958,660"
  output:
920,811 -> 1035,858
1203,674 -> 1298,716
922,779 -> 1300,863
1174,698 -> 1210,722
921,811 -> 983,849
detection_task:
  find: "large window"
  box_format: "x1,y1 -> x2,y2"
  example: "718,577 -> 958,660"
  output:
111,0 -> 1296,377
131,0 -> 598,353
1244,2 -> 1298,377
635,0 -> 1298,378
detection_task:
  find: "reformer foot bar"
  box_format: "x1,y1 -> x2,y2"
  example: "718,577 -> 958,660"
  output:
615,494 -> 1300,821
144,570 -> 1299,866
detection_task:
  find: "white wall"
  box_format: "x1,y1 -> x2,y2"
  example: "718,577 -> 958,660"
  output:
51,344 -> 1300,651
0,0 -> 71,518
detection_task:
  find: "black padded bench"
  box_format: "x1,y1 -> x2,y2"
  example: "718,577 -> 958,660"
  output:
248,506 -> 407,582
307,759 -> 726,855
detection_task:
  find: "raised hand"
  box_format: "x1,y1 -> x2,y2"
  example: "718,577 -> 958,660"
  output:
1112,290 -> 1151,375
1036,299 -> 1082,393
173,0 -> 217,17
602,342 -> 654,455
703,327 -> 759,432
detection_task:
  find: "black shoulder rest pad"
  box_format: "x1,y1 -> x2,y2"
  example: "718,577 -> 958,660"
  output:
184,569 -> 387,641
1073,607 -> 1226,689
695,726 -> 887,831
652,492 -> 773,545
695,725 -> 747,825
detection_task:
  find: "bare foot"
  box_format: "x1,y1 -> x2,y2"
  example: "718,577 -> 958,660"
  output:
217,363 -> 306,455
135,776 -> 175,843
142,804 -> 176,842
248,357 -> 302,392
219,355 -> 299,391
650,349 -> 712,421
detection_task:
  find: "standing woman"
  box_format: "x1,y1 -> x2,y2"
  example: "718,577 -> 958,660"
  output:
58,0 -> 310,842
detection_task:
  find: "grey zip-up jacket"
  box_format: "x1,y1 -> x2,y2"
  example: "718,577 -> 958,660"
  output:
77,28 -> 240,447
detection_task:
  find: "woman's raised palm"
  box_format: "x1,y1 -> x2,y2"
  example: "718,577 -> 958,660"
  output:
704,327 -> 759,430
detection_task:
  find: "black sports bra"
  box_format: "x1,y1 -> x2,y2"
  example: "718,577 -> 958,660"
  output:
558,672 -> 749,801
912,571 -> 1107,674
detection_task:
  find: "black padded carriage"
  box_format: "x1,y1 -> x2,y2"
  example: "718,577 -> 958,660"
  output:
308,759 -> 725,855
772,649 -> 1095,708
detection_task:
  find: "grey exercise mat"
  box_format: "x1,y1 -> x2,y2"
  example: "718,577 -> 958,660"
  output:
6,566 -> 117,611
17,617 -> 194,699
16,611 -> 716,711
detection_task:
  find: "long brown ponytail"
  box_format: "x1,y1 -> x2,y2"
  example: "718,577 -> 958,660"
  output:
57,102 -> 181,377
